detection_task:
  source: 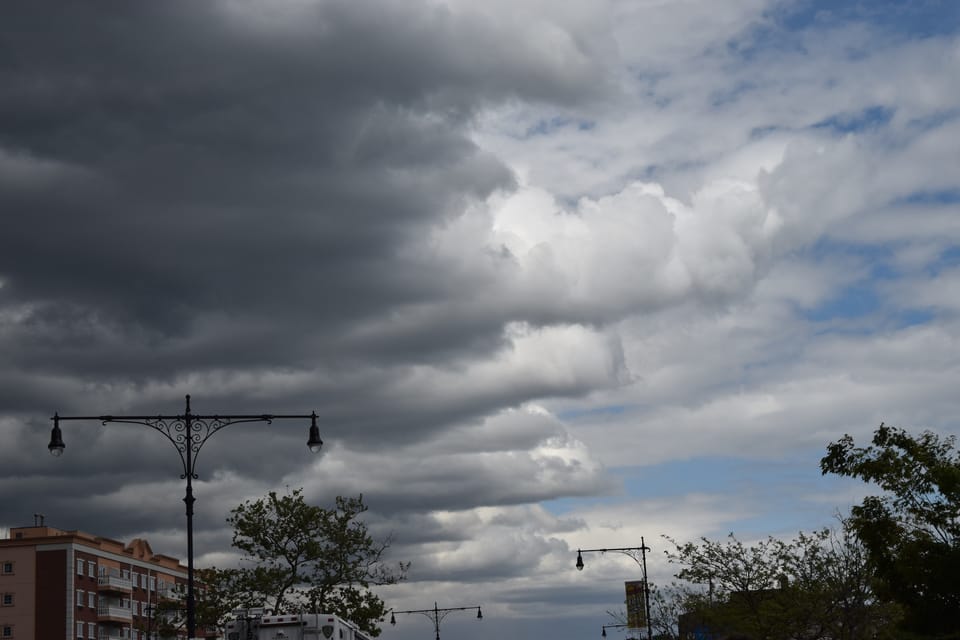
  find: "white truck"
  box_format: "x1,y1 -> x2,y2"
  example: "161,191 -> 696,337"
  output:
225,612 -> 373,640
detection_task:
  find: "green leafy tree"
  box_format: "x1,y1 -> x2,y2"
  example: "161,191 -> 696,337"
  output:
225,489 -> 408,636
140,569 -> 247,639
194,567 -> 258,633
665,525 -> 897,640
821,424 -> 960,638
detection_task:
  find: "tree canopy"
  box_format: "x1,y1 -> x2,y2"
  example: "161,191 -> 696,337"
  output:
161,489 -> 408,637
664,525 -> 898,640
821,424 -> 960,638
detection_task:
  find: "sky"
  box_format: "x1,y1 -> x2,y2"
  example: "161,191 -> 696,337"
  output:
1,0 -> 959,638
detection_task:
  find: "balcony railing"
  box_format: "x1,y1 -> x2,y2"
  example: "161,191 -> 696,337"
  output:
157,586 -> 181,600
98,574 -> 133,592
97,603 -> 133,621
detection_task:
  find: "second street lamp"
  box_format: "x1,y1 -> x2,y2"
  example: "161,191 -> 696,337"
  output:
575,539 -> 653,640
390,602 -> 482,640
48,394 -> 323,640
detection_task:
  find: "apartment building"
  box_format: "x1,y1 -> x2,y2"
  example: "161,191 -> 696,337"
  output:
0,525 -> 195,640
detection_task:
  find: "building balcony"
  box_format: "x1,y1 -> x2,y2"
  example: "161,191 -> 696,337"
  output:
98,574 -> 133,592
99,631 -> 135,640
157,586 -> 182,600
97,603 -> 133,622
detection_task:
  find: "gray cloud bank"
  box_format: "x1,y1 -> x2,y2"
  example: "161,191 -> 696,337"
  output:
3,2 -> 960,638
0,1 -> 611,412
1,0 -> 617,550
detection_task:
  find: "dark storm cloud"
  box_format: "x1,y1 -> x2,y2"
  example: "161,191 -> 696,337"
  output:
0,0 -> 615,553
0,0 -> 608,387
0,0 -> 613,421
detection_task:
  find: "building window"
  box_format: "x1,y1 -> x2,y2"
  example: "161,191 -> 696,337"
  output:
2,625 -> 12,637
148,576 -> 155,591
88,591 -> 95,608
88,561 -> 96,578
1,562 -> 13,575
1,593 -> 12,606
76,621 -> 84,638
76,589 -> 84,607
77,559 -> 84,575
87,623 -> 96,637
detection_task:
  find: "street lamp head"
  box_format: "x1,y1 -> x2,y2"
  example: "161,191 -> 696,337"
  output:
601,628 -> 607,637
307,412 -> 323,453
47,396 -> 327,640
390,612 -> 396,626
48,415 -> 65,457
576,550 -> 584,571
477,607 -> 483,620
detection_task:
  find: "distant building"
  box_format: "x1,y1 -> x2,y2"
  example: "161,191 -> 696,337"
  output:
0,524 -> 208,639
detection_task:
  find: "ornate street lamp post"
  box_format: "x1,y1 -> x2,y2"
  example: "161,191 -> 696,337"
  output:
389,602 -> 482,640
48,394 -> 323,639
575,539 -> 653,640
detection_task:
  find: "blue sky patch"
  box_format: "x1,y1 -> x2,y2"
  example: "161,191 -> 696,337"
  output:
923,245 -> 960,277
726,0 -> 960,63
802,283 -> 880,322
524,116 -> 596,138
896,189 -> 960,206
895,308 -> 935,328
543,452 -> 862,539
773,0 -> 960,38
811,105 -> 894,133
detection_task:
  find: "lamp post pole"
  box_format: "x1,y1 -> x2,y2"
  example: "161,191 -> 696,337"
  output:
48,394 -> 324,639
575,539 -> 653,640
145,604 -> 154,640
389,602 -> 483,640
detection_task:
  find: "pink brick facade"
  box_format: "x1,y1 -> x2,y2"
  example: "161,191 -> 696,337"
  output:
0,526 -> 197,640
